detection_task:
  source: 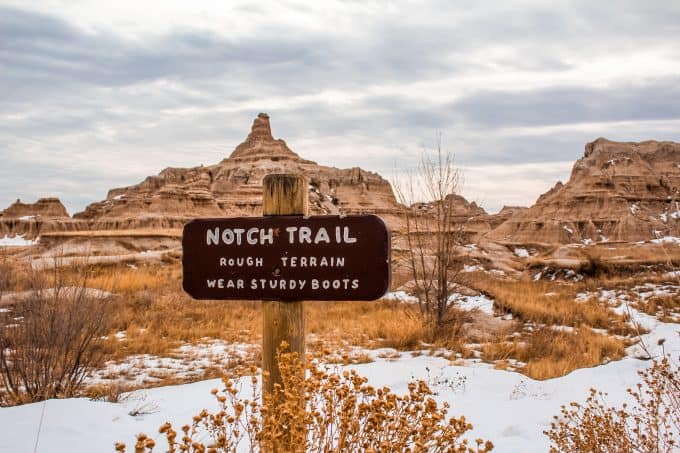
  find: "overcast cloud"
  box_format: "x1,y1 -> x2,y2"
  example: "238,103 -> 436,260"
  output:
1,0 -> 679,213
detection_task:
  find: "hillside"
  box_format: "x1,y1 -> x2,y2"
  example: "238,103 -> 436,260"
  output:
488,138 -> 680,244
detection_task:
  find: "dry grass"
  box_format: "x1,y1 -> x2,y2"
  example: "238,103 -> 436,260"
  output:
465,275 -> 634,334
3,255 -> 657,388
482,327 -> 626,380
86,264 -> 469,362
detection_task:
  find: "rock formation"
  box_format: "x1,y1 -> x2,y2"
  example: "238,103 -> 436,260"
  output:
0,198 -> 71,240
74,113 -> 404,227
1,198 -> 69,219
408,194 -> 494,242
488,138 -> 680,244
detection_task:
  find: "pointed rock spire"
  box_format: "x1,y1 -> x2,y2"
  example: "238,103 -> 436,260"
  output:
248,113 -> 273,142
229,113 -> 302,162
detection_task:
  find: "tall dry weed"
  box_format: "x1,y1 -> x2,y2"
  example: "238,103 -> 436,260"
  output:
546,357 -> 679,452
0,262 -> 112,405
118,350 -> 493,453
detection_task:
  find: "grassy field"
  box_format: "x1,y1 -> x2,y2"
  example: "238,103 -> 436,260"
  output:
1,253 -> 676,389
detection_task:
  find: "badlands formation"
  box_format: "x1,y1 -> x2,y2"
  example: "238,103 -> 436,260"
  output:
75,113 -> 403,224
490,138 -> 680,244
1,115 -> 679,270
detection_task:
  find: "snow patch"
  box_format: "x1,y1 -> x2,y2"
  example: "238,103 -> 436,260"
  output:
651,236 -> 680,245
0,234 -> 36,247
382,291 -> 419,304
463,264 -> 483,273
513,248 -> 529,258
448,293 -> 495,315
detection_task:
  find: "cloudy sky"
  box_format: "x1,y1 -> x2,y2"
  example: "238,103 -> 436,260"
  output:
1,0 -> 679,213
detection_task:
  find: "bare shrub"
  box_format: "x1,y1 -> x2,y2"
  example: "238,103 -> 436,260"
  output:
393,138 -> 467,329
119,350 -> 493,452
0,263 -> 112,405
0,248 -> 16,299
546,356 -> 679,452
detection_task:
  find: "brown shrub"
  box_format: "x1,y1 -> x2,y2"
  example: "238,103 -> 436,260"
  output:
545,357 -> 679,452
0,266 -> 112,405
119,350 -> 493,452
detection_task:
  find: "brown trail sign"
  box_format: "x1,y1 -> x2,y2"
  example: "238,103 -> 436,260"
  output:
181,174 -> 391,437
182,215 -> 391,301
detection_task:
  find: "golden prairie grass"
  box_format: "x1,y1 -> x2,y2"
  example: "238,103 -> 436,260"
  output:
90,264 -> 465,362
7,258 -> 652,386
465,275 -> 634,334
482,327 -> 626,380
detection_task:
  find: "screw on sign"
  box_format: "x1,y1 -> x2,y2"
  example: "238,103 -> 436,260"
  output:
181,174 -> 391,446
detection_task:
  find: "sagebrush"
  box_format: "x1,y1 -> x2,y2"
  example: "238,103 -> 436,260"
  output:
119,350 -> 493,452
546,356 -> 679,452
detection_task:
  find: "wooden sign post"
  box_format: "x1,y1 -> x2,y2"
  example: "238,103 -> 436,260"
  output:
181,173 -> 391,448
261,174 -> 307,394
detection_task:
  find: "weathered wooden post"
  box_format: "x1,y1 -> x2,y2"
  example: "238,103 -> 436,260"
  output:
261,174 -> 307,394
181,173 -> 391,451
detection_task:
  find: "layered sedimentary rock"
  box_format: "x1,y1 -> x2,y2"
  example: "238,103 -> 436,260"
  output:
488,138 -> 680,244
0,198 -> 71,240
1,198 -> 69,219
409,194 -> 494,242
75,113 -> 404,227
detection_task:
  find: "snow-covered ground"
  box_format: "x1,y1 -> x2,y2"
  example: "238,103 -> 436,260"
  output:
1,282 -> 678,452
1,309 -> 677,453
90,341 -> 257,386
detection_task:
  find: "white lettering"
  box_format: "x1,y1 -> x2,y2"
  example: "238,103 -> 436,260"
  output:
246,227 -> 259,245
314,227 -> 331,244
343,227 -> 357,243
299,227 -> 312,243
286,227 -> 298,243
261,228 -> 274,245
233,228 -> 245,245
207,228 -> 220,245
222,229 -> 234,244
